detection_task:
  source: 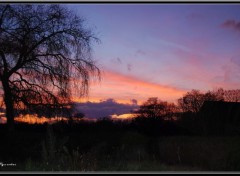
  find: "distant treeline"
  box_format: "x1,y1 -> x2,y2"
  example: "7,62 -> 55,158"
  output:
2,87 -> 240,136
130,88 -> 240,136
134,88 -> 240,120
1,87 -> 239,120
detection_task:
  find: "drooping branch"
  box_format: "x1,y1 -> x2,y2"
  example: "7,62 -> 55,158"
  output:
0,4 -> 101,119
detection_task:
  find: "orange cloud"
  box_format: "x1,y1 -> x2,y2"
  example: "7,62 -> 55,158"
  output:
111,113 -> 138,119
74,69 -> 187,104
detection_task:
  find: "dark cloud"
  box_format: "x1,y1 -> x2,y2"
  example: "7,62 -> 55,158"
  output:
135,49 -> 146,57
222,20 -> 240,32
111,57 -> 122,65
73,98 -> 139,119
131,99 -> 138,105
127,64 -> 132,71
117,57 -> 122,64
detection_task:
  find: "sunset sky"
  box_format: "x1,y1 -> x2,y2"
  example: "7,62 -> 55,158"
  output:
66,4 -> 240,106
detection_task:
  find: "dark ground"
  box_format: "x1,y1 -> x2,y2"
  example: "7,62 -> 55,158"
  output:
0,118 -> 240,172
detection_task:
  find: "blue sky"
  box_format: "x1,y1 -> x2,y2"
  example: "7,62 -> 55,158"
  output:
65,4 -> 240,104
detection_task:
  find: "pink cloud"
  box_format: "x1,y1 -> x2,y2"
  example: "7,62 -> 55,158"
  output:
164,47 -> 238,91
75,69 -> 187,104
211,56 -> 240,89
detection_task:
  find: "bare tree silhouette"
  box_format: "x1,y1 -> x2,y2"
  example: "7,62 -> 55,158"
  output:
0,5 -> 101,131
177,89 -> 221,113
136,97 -> 177,120
213,88 -> 240,102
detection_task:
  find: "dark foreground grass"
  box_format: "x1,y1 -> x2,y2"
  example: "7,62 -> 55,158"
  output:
0,122 -> 240,172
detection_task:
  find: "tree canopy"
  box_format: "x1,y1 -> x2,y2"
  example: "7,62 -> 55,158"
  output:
136,97 -> 177,120
0,4 -> 101,131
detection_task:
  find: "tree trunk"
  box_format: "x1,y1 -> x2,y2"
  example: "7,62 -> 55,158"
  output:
5,96 -> 15,132
2,77 -> 15,132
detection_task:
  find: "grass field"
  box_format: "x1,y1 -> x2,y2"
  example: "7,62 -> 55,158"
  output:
0,121 -> 240,172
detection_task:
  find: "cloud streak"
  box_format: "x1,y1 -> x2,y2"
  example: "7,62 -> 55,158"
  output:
78,69 -> 187,104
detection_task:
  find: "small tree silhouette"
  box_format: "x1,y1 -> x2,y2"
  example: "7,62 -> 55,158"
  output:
135,97 -> 177,120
